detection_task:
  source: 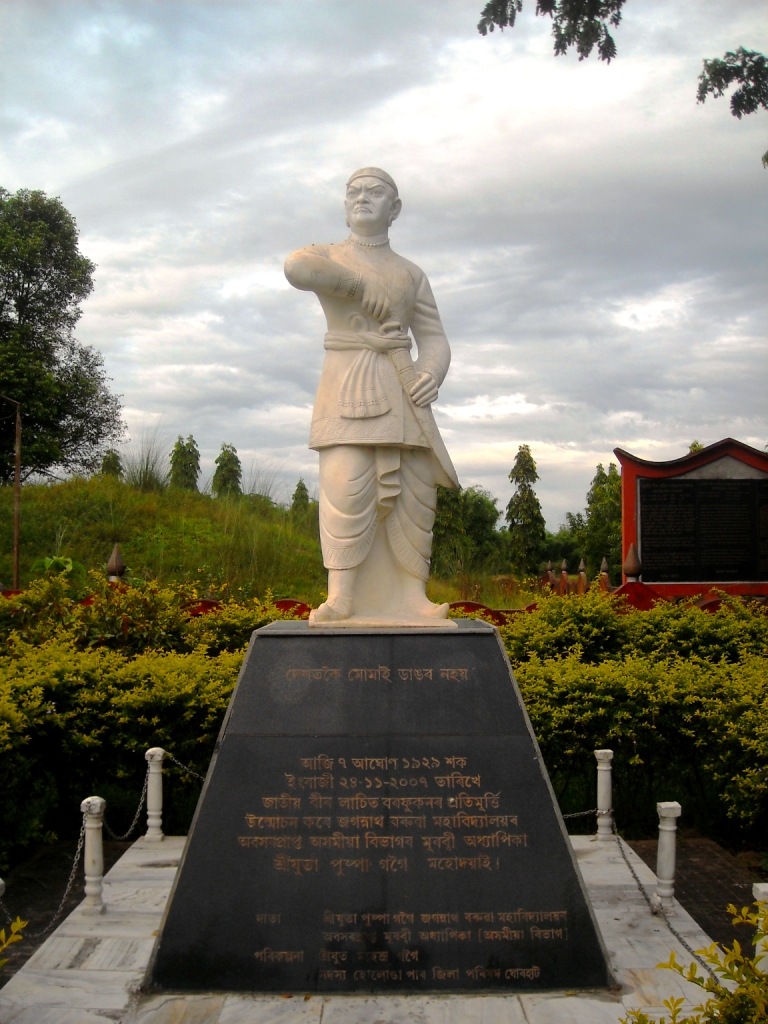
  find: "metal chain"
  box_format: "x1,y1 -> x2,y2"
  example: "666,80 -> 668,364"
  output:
21,813 -> 88,940
164,750 -> 206,782
608,820 -> 718,981
560,807 -> 718,979
0,757 -> 720,983
103,766 -> 149,841
563,807 -> 600,820
0,750 -> 202,942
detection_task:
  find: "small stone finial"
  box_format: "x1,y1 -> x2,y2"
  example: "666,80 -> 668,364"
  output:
577,559 -> 587,595
107,543 -> 126,581
558,559 -> 569,595
598,557 -> 611,592
622,543 -> 642,580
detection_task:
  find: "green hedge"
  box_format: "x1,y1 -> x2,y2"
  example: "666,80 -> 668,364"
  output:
0,574 -> 283,655
0,639 -> 240,868
501,587 -> 768,665
515,651 -> 768,839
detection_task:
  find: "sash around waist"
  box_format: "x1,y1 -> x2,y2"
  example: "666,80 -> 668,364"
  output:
324,330 -> 412,354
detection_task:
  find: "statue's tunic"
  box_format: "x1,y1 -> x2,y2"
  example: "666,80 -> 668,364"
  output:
284,238 -> 458,580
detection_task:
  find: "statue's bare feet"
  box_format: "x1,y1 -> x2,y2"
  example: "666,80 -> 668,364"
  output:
310,597 -> 353,623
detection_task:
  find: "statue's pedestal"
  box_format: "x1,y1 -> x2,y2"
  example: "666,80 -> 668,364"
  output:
147,621 -> 610,993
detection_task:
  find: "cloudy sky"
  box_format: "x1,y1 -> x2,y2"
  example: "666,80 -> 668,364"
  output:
2,0 -> 766,529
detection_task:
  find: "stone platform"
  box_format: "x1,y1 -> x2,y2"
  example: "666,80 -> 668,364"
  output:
0,833 -> 720,1023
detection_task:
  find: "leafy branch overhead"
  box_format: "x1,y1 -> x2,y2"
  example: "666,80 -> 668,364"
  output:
697,48 -> 768,167
477,2 -> 767,166
478,0 -> 624,62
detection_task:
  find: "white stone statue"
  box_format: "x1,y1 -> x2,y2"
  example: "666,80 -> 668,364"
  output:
285,167 -> 459,626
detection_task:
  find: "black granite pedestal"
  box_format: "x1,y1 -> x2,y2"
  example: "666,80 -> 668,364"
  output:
147,620 -> 610,993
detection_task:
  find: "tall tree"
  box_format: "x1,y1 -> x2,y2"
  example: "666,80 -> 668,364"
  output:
169,435 -> 200,491
289,476 -> 320,536
432,484 -> 502,577
505,444 -> 546,576
0,188 -> 123,481
478,0 -> 623,62
559,461 -> 622,578
290,478 -> 310,517
477,3 -> 767,165
582,462 -> 622,577
211,442 -> 242,498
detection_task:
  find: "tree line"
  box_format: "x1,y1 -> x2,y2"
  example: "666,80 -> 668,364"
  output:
100,433 -> 622,583
431,444 -> 622,583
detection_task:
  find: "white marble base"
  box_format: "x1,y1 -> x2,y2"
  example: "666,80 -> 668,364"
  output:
0,835 -> 721,1024
309,614 -> 458,629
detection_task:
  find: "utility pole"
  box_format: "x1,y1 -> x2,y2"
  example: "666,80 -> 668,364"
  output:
0,396 -> 21,590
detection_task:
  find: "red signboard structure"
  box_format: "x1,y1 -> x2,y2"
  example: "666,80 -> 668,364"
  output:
614,438 -> 768,600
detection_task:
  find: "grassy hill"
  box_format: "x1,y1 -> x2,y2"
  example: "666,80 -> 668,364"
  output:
0,476 -> 327,603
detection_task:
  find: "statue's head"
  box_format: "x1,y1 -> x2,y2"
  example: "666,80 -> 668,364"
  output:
347,167 -> 398,196
345,167 -> 401,234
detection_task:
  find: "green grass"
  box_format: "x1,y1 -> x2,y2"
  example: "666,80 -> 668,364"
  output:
0,476 -> 327,604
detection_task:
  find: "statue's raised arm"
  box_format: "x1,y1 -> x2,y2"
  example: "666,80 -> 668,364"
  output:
285,167 -> 459,626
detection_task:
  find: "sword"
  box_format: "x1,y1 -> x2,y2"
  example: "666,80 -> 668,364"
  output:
379,321 -> 459,490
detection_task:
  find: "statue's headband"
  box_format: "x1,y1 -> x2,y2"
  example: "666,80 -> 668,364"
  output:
346,167 -> 398,196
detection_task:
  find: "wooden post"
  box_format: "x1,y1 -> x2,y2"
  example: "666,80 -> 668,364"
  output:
599,557 -> 611,592
577,559 -> 588,596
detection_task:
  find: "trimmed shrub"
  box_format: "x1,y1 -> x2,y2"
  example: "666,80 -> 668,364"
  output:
515,652 -> 768,840
0,639 -> 240,867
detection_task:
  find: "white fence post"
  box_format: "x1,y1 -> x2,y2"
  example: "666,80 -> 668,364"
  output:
80,796 -> 107,915
145,747 -> 167,841
594,749 -> 614,840
654,800 -> 682,910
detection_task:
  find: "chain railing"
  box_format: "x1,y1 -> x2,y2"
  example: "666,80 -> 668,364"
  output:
609,816 -> 717,980
0,813 -> 87,940
558,759 -> 717,981
103,766 -> 149,841
162,750 -> 206,782
0,746 -> 207,939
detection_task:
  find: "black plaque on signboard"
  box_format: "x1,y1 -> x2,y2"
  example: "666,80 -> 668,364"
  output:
147,621 -> 610,993
639,478 -> 768,582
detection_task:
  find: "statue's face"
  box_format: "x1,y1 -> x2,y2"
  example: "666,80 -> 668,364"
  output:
345,176 -> 401,234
